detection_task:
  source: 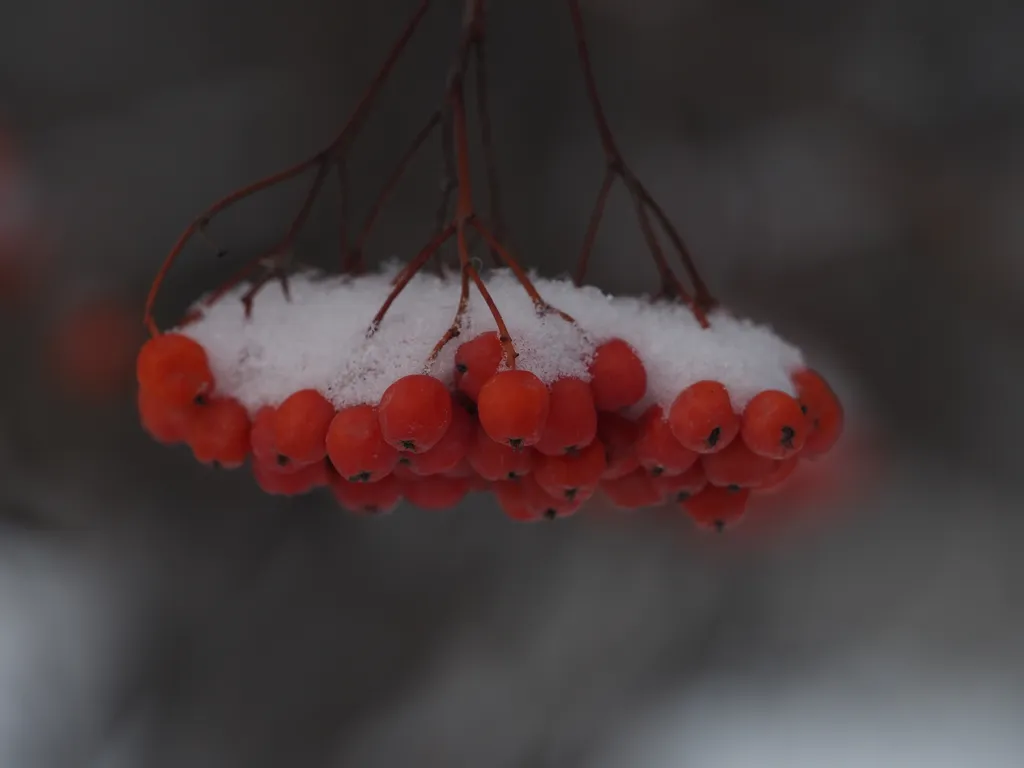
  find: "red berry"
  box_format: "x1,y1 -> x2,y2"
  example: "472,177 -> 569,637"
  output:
534,439 -> 606,502
741,390 -> 808,459
635,405 -> 699,476
402,475 -> 471,510
533,377 -> 598,457
492,478 -> 545,522
596,411 -> 640,480
757,456 -> 799,493
273,389 -> 336,465
588,338 -> 647,412
653,462 -> 707,503
477,370 -> 550,448
188,397 -> 251,468
792,368 -> 844,456
668,381 -> 740,454
702,438 -> 776,489
330,472 -> 402,514
138,388 -> 194,444
522,475 -> 582,520
467,425 -> 535,481
325,405 -> 398,483
406,400 -> 474,475
683,486 -> 751,531
600,469 -> 663,509
454,332 -> 503,401
253,458 -> 328,496
379,374 -> 453,453
136,333 -> 213,408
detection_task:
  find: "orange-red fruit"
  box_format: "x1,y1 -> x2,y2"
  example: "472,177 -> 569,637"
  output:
454,332 -> 503,401
402,475 -> 471,510
406,401 -> 474,475
757,456 -> 799,493
702,438 -> 776,489
188,397 -> 251,468
273,389 -> 336,465
492,479 -> 545,522
588,338 -> 647,412
477,370 -> 550,448
653,462 -> 708,502
534,439 -> 606,502
523,476 -> 582,520
683,486 -> 751,531
635,406 -> 699,476
533,377 -> 598,457
378,374 -> 453,453
600,469 -> 663,509
136,333 -> 214,408
741,390 -> 808,459
467,426 -> 535,481
668,381 -> 740,454
254,458 -> 328,496
330,472 -> 402,514
138,389 -> 193,444
792,368 -> 844,455
597,412 -> 640,480
325,405 -> 399,483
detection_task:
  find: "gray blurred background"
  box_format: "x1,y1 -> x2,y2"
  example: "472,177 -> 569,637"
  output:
2,0 -> 1023,766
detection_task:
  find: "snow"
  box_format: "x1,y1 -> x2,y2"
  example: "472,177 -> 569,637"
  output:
178,264 -> 804,414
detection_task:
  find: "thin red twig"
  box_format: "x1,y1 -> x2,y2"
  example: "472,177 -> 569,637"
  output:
574,166 -> 614,286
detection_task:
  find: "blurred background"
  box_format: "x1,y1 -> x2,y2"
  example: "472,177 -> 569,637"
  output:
2,0 -> 1023,766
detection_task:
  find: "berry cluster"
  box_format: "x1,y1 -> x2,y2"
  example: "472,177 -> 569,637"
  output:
137,312 -> 843,529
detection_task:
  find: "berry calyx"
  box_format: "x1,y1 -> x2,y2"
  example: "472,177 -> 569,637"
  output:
477,369 -> 550,448
588,338 -> 647,412
273,389 -> 336,465
187,397 -> 251,468
668,380 -> 740,454
325,404 -> 398,483
635,405 -> 699,476
683,485 -> 751,531
330,472 -> 401,515
533,377 -> 598,457
701,438 -> 776,489
523,475 -> 583,520
454,331 -> 503,401
741,390 -> 808,459
792,368 -> 844,456
653,462 -> 707,503
136,333 -> 213,408
534,439 -> 606,502
467,425 -> 535,481
405,400 -> 473,475
378,374 -> 453,453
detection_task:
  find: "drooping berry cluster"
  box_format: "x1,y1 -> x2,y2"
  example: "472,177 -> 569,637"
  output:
137,284 -> 843,530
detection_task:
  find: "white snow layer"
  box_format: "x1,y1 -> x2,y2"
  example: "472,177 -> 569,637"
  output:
178,266 -> 804,414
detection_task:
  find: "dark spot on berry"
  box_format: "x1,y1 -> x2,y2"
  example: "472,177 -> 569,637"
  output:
780,426 -> 795,449
650,466 -> 664,477
713,520 -> 725,533
564,445 -> 579,456
706,427 -> 721,448
349,471 -> 372,483
543,508 -> 558,520
726,484 -> 741,492
211,460 -> 222,470
508,438 -> 524,451
800,403 -> 808,415
565,487 -> 578,501
401,440 -> 416,451
194,393 -> 208,406
676,492 -> 691,502
507,471 -> 520,480
276,454 -> 290,467
456,363 -> 468,374
398,456 -> 412,465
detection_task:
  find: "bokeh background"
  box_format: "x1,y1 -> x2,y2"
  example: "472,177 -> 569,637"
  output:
2,0 -> 1023,766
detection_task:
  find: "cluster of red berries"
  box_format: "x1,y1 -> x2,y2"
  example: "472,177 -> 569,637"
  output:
136,329 -> 843,529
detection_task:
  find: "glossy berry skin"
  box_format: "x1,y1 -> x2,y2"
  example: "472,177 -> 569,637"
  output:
653,462 -> 708,503
596,412 -> 640,480
330,472 -> 402,514
138,388 -> 192,445
402,475 -> 471,510
273,389 -> 336,465
454,332 -> 503,401
477,370 -> 550,449
534,439 -> 605,502
792,368 -> 844,456
683,486 -> 751,531
702,438 -> 776,489
741,390 -> 808,459
533,378 -> 598,457
468,425 -> 535,481
492,479 -> 545,522
668,381 -> 740,454
600,469 -> 663,509
378,374 -> 453,453
405,401 -> 473,475
588,338 -> 647,412
635,406 -> 699,476
136,333 -> 213,408
523,475 -> 583,520
188,397 -> 251,468
326,405 -> 399,483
